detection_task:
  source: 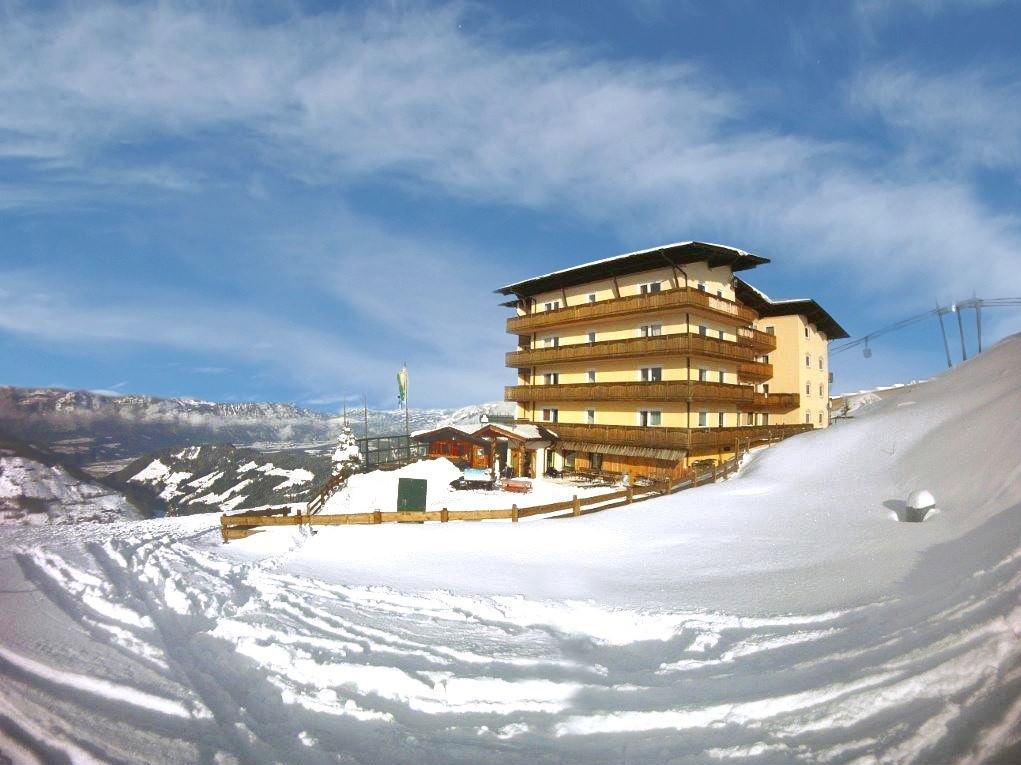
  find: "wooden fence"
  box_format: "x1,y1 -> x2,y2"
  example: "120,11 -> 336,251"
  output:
220,453 -> 745,542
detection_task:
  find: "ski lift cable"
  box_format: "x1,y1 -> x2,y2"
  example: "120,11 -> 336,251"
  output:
830,297 -> 1021,356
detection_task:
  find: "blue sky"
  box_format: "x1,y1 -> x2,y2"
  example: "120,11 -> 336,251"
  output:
2,0 -> 1020,410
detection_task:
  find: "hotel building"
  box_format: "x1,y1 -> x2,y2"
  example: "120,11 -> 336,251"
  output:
496,241 -> 848,480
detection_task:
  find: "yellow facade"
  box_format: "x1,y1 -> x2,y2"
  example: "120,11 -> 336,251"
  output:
499,242 -> 844,479
753,314 -> 831,428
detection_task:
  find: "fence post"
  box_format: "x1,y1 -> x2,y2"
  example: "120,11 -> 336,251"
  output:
626,485 -> 634,504
441,508 -> 449,523
712,464 -> 718,482
372,510 -> 382,525
572,495 -> 581,517
511,504 -> 519,523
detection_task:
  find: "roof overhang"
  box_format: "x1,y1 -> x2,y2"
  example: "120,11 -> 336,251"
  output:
496,241 -> 768,299
734,278 -> 849,340
557,441 -> 687,461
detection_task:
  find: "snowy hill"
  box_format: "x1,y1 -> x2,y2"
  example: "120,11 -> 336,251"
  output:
109,444 -> 332,516
1,337 -> 1020,762
0,430 -> 145,524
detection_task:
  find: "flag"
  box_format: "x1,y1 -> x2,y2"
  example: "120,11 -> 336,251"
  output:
397,365 -> 408,407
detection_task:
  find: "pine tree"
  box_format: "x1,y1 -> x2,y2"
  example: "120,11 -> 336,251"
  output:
331,426 -> 362,478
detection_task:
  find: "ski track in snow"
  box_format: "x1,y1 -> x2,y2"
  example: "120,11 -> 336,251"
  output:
0,512 -> 1019,765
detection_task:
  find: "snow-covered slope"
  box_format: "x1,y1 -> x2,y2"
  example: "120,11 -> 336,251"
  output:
109,444 -> 330,515
1,336 -> 1020,763
0,431 -> 145,524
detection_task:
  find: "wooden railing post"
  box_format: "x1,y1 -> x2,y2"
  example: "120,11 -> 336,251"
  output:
372,510 -> 382,524
441,508 -> 449,523
626,485 -> 634,504
572,495 -> 581,516
511,504 -> 519,523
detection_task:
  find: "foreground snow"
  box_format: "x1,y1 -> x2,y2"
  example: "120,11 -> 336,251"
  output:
2,336 -> 1021,763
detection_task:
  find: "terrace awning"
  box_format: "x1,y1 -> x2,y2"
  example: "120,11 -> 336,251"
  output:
557,441 -> 687,462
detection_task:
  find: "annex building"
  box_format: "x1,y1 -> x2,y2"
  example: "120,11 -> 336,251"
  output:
496,241 -> 848,480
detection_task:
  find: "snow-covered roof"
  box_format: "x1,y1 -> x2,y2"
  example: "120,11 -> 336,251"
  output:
734,278 -> 849,340
496,241 -> 768,298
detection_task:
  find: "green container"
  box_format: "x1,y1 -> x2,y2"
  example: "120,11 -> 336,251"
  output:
397,477 -> 428,512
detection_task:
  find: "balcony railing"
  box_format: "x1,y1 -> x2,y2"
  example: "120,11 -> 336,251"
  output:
737,326 -> 777,351
506,332 -> 772,372
518,421 -> 814,451
505,381 -> 799,412
507,287 -> 758,334
737,360 -> 773,382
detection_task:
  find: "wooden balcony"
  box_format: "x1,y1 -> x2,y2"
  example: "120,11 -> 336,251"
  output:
737,360 -> 773,383
505,381 -> 799,412
737,326 -> 777,351
506,287 -> 758,334
506,332 -> 772,374
518,421 -> 814,451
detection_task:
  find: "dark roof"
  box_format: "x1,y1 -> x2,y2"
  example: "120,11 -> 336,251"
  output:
496,241 -> 768,299
411,427 -> 491,447
734,279 -> 849,340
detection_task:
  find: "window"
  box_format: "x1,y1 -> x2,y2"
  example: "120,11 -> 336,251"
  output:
586,409 -> 596,424
587,293 -> 597,303
819,357 -> 824,370
719,370 -> 725,383
544,372 -> 559,385
805,410 -> 811,424
818,412 -> 823,425
698,324 -> 708,336
544,300 -> 561,311
640,366 -> 663,382
819,383 -> 824,397
805,354 -> 811,368
587,330 -> 597,343
697,281 -> 707,292
763,383 -> 770,395
805,327 -> 810,338
542,408 -> 559,423
590,452 -> 603,471
805,382 -> 811,395
639,409 -> 662,426
587,370 -> 596,383
745,412 -> 754,426
717,290 -> 723,298
718,412 -> 725,427
698,410 -> 708,427
765,326 -> 775,335
698,368 -> 708,382
639,282 -> 662,294
719,329 -> 725,339
543,336 -> 559,348
640,324 -> 662,337
762,413 -> 769,425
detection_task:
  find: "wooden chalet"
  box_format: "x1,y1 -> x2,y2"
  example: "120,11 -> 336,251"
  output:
412,427 -> 492,469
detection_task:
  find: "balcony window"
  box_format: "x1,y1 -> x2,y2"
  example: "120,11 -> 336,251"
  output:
765,326 -> 775,335
719,370 -> 725,383
763,383 -> 770,394
698,410 -> 708,427
544,372 -> 559,385
745,412 -> 754,426
586,409 -> 595,424
543,336 -> 559,348
640,366 -> 663,382
698,324 -> 707,336
542,408 -> 559,423
697,281 -> 707,292
639,410 -> 662,427
639,282 -> 662,294
587,330 -> 597,343
698,368 -> 708,382
640,324 -> 662,337
718,412 -> 725,427
544,300 -> 561,311
719,329 -> 725,339
587,370 -> 596,383
587,293 -> 597,303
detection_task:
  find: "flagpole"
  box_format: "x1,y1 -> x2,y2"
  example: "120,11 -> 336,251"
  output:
404,362 -> 410,461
